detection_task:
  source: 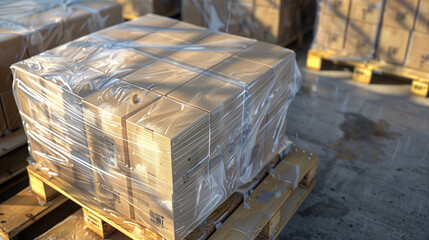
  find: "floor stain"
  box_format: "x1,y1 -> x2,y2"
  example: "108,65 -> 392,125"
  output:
298,199 -> 349,218
330,113 -> 400,162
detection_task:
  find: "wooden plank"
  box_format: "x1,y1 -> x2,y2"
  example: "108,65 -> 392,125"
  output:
0,128 -> 27,158
270,181 -> 315,239
35,209 -> 130,240
0,187 -> 68,240
209,148 -> 317,240
26,166 -> 163,240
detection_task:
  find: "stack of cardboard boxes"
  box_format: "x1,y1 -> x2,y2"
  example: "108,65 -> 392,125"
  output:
0,0 -> 122,136
314,0 -> 429,71
405,0 -> 429,70
315,0 -> 384,58
12,14 -> 300,240
377,0 -> 429,70
182,0 -> 317,45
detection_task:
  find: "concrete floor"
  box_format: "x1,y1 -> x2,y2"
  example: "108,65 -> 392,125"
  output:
278,51 -> 429,239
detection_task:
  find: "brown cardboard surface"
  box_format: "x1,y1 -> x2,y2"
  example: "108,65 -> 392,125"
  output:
320,0 -> 352,18
1,90 -> 21,131
382,0 -> 419,30
405,31 -> 429,70
123,61 -> 199,95
0,31 -> 28,93
76,0 -> 123,28
349,0 -> 383,24
126,97 -> 210,194
376,26 -> 411,65
253,5 -> 280,44
415,0 -> 429,33
344,20 -> 379,57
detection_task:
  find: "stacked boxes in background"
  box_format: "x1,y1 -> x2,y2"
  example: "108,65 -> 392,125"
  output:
345,0 -> 383,57
182,0 -> 317,44
377,0 -> 418,65
406,0 -> 429,70
114,0 -> 180,19
11,14 -> 301,240
0,0 -> 122,136
313,0 -> 384,59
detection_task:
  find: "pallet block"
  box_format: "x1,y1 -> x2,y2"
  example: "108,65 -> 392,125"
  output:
306,49 -> 429,98
26,147 -> 317,240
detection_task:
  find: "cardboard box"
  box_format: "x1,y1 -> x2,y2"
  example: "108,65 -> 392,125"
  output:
168,32 -> 252,70
75,0 -> 123,29
1,90 -> 21,131
349,0 -> 383,24
320,0 -> 352,18
382,0 -> 419,30
344,20 -> 379,57
405,31 -> 429,70
168,73 -> 244,156
123,61 -> 199,95
314,13 -> 348,51
132,154 -> 227,240
127,97 -> 210,194
415,0 -> 429,33
376,26 -> 411,65
183,0 -> 316,44
0,30 -> 28,93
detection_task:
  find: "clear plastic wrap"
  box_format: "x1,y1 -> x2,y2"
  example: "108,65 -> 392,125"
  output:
311,0 -> 385,60
11,14 -> 301,240
0,0 -> 123,134
182,0 -> 317,45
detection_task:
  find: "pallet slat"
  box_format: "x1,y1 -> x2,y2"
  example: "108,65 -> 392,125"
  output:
0,187 -> 68,240
209,148 -> 317,240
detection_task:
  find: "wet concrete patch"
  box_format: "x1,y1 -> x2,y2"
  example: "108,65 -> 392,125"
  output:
330,113 -> 400,162
298,199 -> 349,218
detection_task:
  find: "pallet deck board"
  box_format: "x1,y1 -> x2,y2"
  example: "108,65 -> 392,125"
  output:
306,49 -> 429,97
0,187 -> 68,240
209,148 -> 317,240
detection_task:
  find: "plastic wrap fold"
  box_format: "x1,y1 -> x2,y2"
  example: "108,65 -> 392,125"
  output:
11,14 -> 301,240
311,0 -> 385,60
0,0 -> 122,134
182,0 -> 316,44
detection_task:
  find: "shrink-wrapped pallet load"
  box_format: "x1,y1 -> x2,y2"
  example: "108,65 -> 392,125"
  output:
0,0 -> 122,135
12,14 -> 301,240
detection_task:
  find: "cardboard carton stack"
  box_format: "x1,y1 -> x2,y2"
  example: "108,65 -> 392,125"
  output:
405,0 -> 429,70
314,0 -> 384,58
11,14 -> 300,240
182,0 -> 317,44
0,0 -> 122,136
376,0 -> 418,65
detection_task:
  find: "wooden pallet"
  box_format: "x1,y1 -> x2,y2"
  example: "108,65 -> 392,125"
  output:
12,147 -> 316,240
0,187 -> 78,240
306,49 -> 429,97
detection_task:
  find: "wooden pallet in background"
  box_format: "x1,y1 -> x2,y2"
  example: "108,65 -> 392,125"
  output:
306,49 -> 429,97
19,147 -> 317,240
